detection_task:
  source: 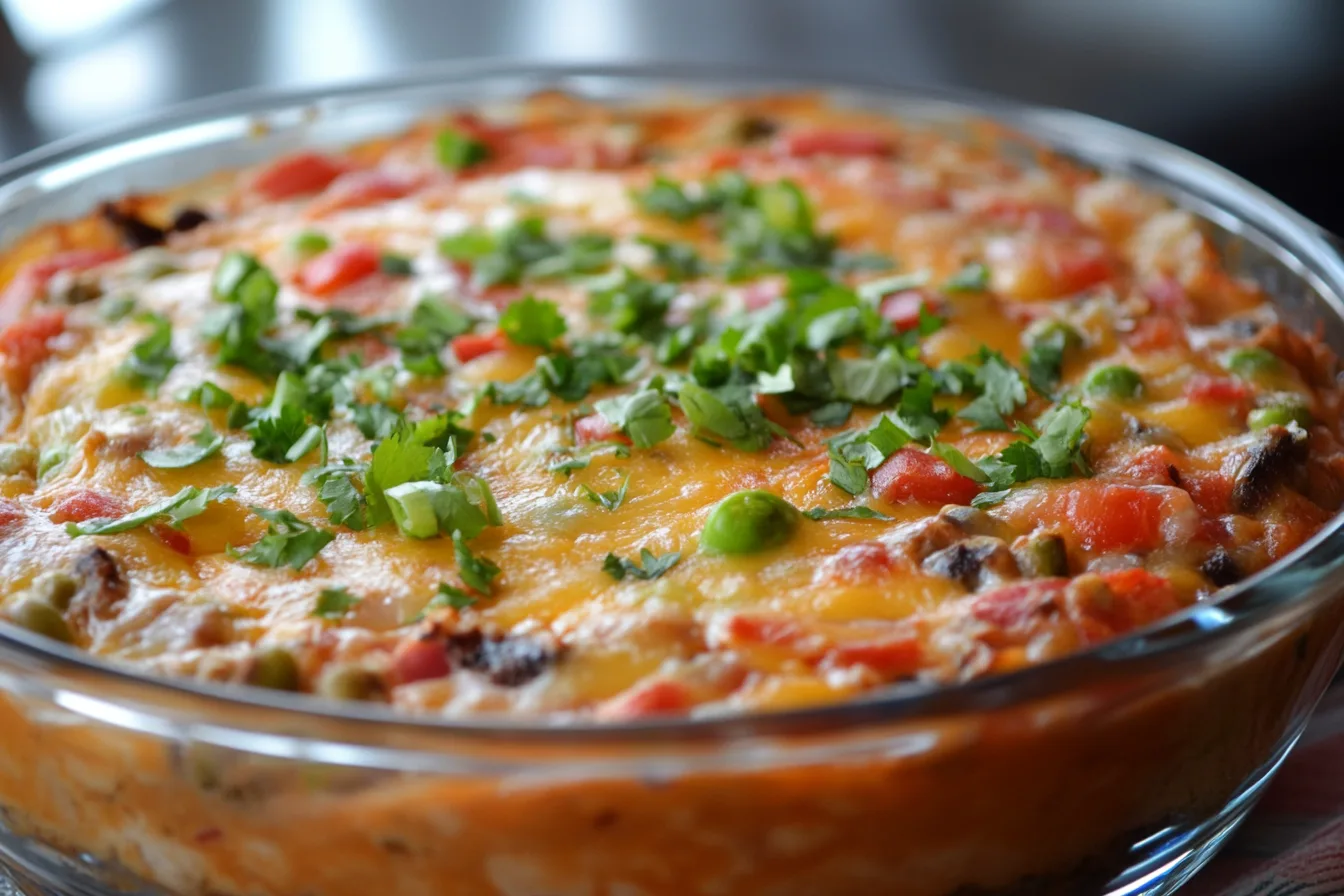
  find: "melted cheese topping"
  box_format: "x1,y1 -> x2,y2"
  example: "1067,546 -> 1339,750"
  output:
0,93 -> 1340,720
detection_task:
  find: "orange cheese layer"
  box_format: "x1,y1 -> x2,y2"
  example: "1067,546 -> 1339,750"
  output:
0,92 -> 1339,720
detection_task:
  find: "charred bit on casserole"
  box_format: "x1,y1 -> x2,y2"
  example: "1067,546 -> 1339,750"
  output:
1230,425 -> 1308,513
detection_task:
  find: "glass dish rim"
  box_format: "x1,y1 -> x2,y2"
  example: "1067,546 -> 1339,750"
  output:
0,58 -> 1342,746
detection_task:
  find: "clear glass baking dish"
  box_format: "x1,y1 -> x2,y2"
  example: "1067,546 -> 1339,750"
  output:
0,61 -> 1342,896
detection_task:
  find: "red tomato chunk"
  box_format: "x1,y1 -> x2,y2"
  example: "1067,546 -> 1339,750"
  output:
873,448 -> 982,507
295,243 -> 381,297
251,152 -> 348,201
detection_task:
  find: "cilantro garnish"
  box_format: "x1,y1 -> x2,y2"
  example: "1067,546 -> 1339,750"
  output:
116,313 -> 177,392
395,296 -> 472,375
423,583 -> 477,613
438,218 -> 612,288
677,382 -> 779,451
825,414 -> 912,495
498,296 -> 567,348
957,349 -> 1028,431
593,389 -> 675,449
65,485 -> 236,537
601,548 -> 681,581
137,426 -> 224,469
313,586 -> 361,619
434,127 -> 490,171
588,269 -> 676,340
201,251 -> 281,376
803,506 -> 892,521
453,532 -> 501,594
636,236 -> 705,281
972,402 -> 1093,506
303,460 -> 370,530
379,253 -> 415,277
232,506 -> 334,570
579,472 -> 630,510
943,261 -> 990,292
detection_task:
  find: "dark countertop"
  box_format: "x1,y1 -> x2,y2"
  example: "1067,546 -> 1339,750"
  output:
0,0 -> 1341,231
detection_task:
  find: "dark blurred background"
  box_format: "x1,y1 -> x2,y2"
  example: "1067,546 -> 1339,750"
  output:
0,0 -> 1340,231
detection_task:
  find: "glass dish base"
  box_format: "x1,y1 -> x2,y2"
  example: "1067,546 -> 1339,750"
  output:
0,726 -> 1300,896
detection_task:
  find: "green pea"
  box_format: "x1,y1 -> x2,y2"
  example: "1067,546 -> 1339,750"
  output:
10,598 -> 73,643
700,489 -> 800,556
1026,319 -> 1083,353
247,646 -> 300,691
1248,399 -> 1312,431
1221,347 -> 1279,379
1083,364 -> 1144,400
316,663 -> 385,701
289,230 -> 331,258
31,572 -> 78,610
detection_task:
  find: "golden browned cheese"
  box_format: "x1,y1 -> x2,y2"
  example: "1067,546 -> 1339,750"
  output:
0,91 -> 1339,722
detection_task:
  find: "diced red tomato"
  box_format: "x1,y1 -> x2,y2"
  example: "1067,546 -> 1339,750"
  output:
823,635 -> 922,678
150,524 -> 192,555
295,243 -> 381,298
1046,243 -> 1114,295
449,330 -> 507,363
970,579 -> 1069,629
0,498 -> 24,529
250,152 -> 348,201
573,413 -> 631,447
998,482 -> 1168,554
306,170 -> 420,217
872,448 -> 982,507
818,541 -> 895,584
1184,375 -> 1254,410
715,613 -> 809,649
48,490 -> 128,524
775,130 -> 894,158
1118,445 -> 1182,488
596,678 -> 694,720
1,248 -> 125,323
1126,316 -> 1186,352
879,290 -> 936,333
1182,470 -> 1234,517
391,638 -> 450,685
0,309 -> 68,383
1095,568 -> 1180,633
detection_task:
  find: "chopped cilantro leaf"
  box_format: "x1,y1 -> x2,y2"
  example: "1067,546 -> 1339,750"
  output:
594,389 -> 675,449
943,261 -> 991,293
379,253 -> 415,277
202,251 -> 281,376
601,548 -> 681,581
246,404 -> 316,464
499,296 -> 567,347
636,236 -> 705,280
313,586 -> 361,619
632,175 -> 724,221
957,349 -> 1028,431
65,485 -> 236,537
351,402 -> 403,440
440,218 -> 612,288
803,506 -> 893,521
232,507 -> 334,570
434,127 -> 490,171
423,583 -> 477,613
971,401 -> 1093,501
137,426 -> 224,469
579,472 -> 630,510
395,296 -> 472,375
677,382 -> 777,451
116,313 -> 177,392
305,461 -> 370,530
825,414 -> 912,495
588,270 -> 676,340
453,532 -> 501,595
